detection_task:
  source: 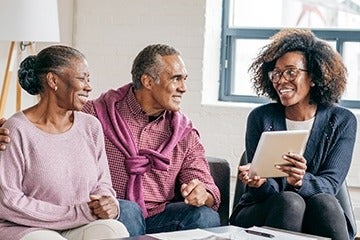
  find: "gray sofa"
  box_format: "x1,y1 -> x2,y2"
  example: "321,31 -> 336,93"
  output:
207,156 -> 230,226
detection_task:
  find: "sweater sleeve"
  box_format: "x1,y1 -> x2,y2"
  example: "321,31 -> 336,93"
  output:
90,119 -> 117,198
298,108 -> 357,197
0,117 -> 96,230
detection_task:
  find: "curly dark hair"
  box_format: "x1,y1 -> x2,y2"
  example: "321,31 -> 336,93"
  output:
131,44 -> 180,90
249,28 -> 347,104
18,45 -> 85,95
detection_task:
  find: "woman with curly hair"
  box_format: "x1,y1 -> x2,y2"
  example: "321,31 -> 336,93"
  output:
229,28 -> 357,240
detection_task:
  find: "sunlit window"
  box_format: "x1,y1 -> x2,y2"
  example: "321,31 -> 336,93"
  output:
220,0 -> 360,107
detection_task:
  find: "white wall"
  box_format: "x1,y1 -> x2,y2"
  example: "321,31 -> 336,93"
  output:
1,0 -> 360,193
70,0 -> 250,177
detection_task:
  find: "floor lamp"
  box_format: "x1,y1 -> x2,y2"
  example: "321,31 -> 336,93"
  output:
0,0 -> 60,118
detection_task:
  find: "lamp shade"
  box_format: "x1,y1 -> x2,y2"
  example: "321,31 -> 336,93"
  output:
0,0 -> 60,42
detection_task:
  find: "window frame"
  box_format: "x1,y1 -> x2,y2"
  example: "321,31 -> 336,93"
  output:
220,0 -> 360,108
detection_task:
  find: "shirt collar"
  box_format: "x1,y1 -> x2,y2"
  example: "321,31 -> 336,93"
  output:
125,87 -> 166,121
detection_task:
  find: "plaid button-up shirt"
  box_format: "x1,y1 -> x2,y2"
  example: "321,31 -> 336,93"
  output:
82,87 -> 220,217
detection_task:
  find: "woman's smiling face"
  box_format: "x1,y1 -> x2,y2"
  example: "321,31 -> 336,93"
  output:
272,51 -> 313,108
54,57 -> 92,111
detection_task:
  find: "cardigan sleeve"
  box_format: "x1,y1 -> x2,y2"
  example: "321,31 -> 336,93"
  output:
298,108 -> 357,197
244,105 -> 285,201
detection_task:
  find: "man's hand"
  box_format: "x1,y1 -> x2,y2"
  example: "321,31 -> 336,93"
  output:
88,195 -> 119,219
0,118 -> 10,151
181,179 -> 214,207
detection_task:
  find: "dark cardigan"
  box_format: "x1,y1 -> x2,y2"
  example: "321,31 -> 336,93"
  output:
240,102 -> 357,205
231,102 -> 357,238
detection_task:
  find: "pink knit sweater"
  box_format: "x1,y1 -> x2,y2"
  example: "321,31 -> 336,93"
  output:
0,111 -> 116,240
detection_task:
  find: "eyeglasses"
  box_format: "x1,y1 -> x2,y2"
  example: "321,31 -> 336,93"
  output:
268,67 -> 308,83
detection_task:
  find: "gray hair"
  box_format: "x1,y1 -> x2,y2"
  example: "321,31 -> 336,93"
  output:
131,44 -> 180,90
18,45 -> 85,95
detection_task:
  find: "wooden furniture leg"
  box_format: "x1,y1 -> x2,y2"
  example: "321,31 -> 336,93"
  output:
0,41 -> 16,118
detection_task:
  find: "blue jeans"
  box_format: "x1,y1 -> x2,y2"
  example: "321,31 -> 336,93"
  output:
117,199 -> 146,236
118,200 -> 220,236
146,202 -> 220,234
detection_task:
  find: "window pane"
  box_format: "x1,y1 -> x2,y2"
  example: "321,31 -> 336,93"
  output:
233,39 -> 270,95
230,0 -> 360,29
343,42 -> 360,100
222,0 -> 360,106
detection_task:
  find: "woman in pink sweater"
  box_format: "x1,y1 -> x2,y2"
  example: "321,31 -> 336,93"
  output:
0,45 -> 129,240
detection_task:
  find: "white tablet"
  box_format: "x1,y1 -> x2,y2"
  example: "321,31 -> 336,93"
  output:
248,130 -> 310,178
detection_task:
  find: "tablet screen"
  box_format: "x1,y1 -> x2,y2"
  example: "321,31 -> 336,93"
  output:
248,130 -> 310,178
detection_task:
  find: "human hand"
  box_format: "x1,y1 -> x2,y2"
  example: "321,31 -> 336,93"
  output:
88,195 -> 119,219
0,118 -> 10,151
181,179 -> 213,207
275,152 -> 307,188
238,163 -> 266,188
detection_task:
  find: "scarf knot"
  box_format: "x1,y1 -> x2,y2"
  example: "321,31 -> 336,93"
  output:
124,156 -> 151,175
124,150 -> 169,175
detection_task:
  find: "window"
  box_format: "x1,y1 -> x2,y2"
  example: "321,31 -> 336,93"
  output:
220,0 -> 360,108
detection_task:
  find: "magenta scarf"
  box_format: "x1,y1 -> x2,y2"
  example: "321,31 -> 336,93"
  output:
93,83 -> 193,217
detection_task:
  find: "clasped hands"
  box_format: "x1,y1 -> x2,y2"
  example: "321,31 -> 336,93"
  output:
88,195 -> 119,219
181,178 -> 213,207
238,152 -> 307,188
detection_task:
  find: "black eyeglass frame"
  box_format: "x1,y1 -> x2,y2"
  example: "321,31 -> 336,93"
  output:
268,67 -> 308,84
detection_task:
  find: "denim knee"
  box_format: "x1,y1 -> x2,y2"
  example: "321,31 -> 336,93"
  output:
181,206 -> 220,229
117,199 -> 145,236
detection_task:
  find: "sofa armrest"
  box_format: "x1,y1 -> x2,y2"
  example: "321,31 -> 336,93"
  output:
207,156 -> 230,226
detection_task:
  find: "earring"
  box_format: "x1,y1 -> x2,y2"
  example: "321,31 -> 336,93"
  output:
310,82 -> 315,87
54,86 -> 58,91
